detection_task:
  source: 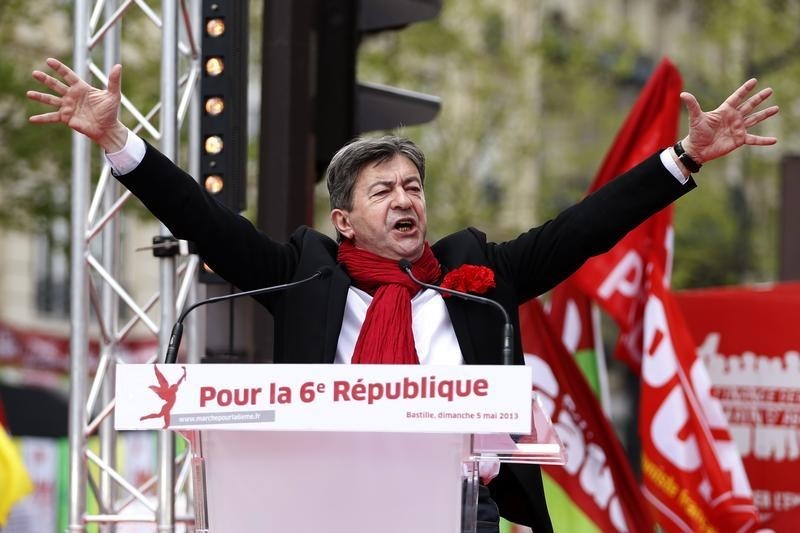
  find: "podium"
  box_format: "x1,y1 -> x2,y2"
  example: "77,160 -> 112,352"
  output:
116,364 -> 565,533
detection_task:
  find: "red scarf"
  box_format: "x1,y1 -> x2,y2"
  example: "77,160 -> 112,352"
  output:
337,240 -> 442,364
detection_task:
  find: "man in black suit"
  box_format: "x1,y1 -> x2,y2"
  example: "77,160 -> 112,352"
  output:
28,58 -> 777,532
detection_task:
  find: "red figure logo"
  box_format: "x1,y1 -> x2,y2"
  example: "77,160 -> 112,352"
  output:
140,365 -> 187,429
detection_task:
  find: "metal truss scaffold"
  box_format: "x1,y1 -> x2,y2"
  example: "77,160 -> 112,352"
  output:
68,0 -> 203,530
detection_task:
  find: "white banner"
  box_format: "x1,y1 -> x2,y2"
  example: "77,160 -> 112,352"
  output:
115,364 -> 532,434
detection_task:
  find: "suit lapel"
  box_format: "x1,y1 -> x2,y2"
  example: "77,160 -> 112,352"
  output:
444,298 -> 479,365
323,265 -> 351,363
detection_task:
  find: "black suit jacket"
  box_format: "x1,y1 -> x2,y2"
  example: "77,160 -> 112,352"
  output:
117,142 -> 694,531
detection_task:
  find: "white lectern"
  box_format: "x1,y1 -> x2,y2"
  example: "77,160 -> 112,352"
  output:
116,364 -> 564,533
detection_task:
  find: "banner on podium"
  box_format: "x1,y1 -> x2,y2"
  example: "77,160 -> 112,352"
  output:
115,364 -> 532,434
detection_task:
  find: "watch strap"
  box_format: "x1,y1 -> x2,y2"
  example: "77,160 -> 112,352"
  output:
674,140 -> 702,173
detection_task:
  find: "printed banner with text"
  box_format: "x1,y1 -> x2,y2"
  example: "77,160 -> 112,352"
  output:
115,364 -> 532,434
0,320 -> 156,376
676,283 -> 800,522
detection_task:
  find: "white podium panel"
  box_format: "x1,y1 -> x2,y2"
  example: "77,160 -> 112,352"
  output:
202,431 -> 468,533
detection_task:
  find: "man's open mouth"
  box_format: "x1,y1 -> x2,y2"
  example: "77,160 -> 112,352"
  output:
394,219 -> 415,232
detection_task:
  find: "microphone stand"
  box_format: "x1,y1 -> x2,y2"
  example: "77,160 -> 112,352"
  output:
163,268 -> 331,364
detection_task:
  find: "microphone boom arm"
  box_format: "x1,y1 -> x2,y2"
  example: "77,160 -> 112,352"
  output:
163,268 -> 330,364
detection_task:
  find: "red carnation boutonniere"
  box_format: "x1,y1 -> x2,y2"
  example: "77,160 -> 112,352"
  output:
439,265 -> 496,297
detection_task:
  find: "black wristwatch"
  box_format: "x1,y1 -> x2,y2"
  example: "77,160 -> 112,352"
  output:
674,140 -> 702,173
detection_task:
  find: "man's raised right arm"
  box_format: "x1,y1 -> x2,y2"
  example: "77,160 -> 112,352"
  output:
27,58 -> 300,290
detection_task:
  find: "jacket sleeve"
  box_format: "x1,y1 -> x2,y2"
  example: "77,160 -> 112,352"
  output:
486,151 -> 695,301
114,141 -> 299,291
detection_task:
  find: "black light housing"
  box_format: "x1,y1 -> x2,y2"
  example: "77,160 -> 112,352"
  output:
200,0 -> 248,213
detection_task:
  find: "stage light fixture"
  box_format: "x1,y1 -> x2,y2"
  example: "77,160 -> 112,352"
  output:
199,0 -> 247,228
204,96 -> 225,116
204,135 -> 223,154
204,175 -> 225,194
206,18 -> 225,37
205,57 -> 224,76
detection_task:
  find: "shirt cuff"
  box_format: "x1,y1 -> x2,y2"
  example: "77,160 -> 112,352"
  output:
660,148 -> 690,185
104,129 -> 146,176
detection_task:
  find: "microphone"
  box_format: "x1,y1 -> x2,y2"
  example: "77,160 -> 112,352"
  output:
398,260 -> 514,366
163,267 -> 333,364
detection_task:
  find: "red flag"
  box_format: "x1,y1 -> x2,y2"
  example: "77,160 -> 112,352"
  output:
547,281 -> 595,356
640,268 -> 758,531
520,299 -> 653,532
571,57 -> 683,370
546,280 -> 609,403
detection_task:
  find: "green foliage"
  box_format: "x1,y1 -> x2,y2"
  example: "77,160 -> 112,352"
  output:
672,184 -> 741,288
0,2 -> 72,234
0,1 -> 172,237
671,1 -> 800,285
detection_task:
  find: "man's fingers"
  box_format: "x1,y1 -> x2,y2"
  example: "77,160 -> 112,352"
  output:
107,64 -> 122,96
680,92 -> 702,121
29,111 -> 63,124
26,90 -> 62,107
26,89 -> 47,103
45,57 -> 81,86
745,133 -> 777,146
743,105 -> 780,128
738,87 -> 773,115
723,78 -> 758,108
32,70 -> 69,95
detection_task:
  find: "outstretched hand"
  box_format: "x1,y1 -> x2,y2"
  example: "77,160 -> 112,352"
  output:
27,58 -> 128,152
680,78 -> 778,165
